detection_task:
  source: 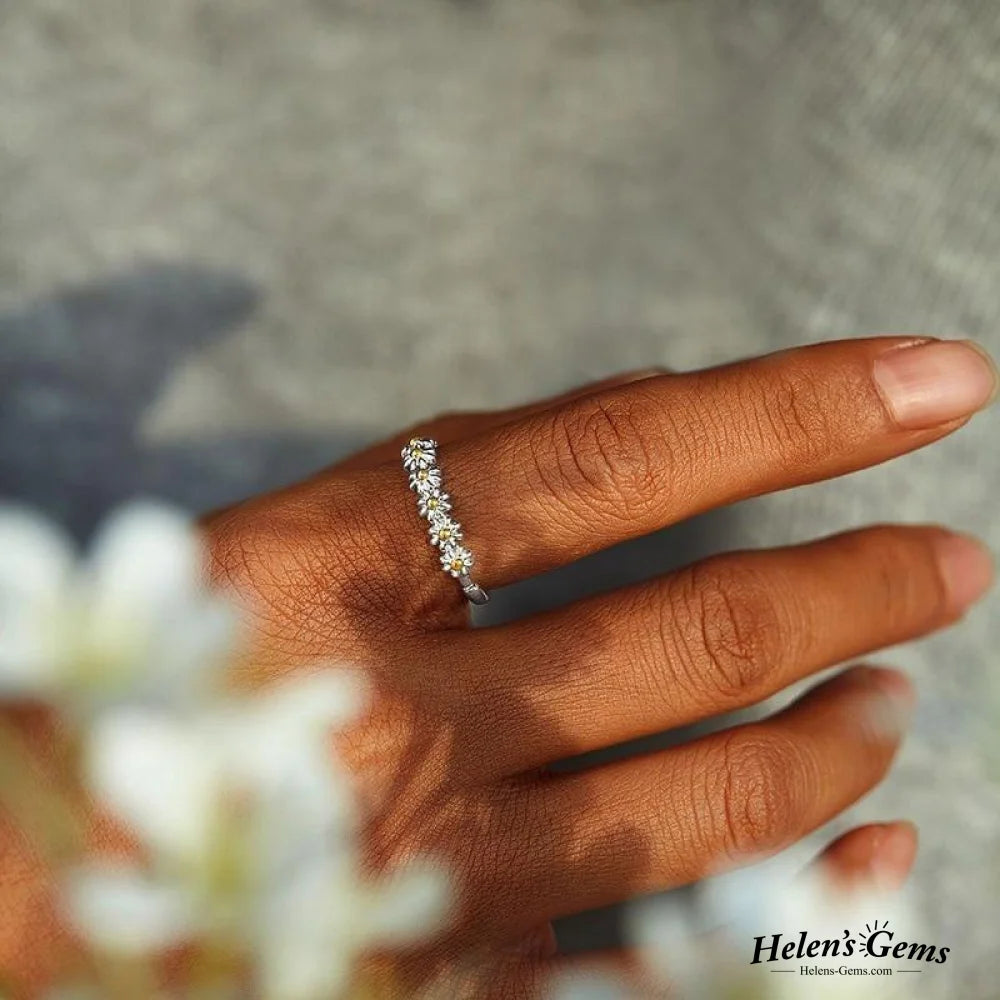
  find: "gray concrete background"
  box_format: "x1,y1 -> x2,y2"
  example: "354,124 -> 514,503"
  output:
2,1 -> 999,994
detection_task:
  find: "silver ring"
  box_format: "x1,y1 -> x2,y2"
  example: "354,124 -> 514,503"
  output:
402,437 -> 490,606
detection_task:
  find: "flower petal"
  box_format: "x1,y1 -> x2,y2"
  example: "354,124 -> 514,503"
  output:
0,505 -> 75,694
85,709 -> 216,862
259,669 -> 367,734
625,895 -> 698,989
86,503 -> 202,614
365,858 -> 452,947
234,720 -> 359,884
64,866 -> 196,953
234,671 -> 367,839
139,594 -> 240,708
546,971 -> 633,1000
259,858 -> 356,1000
82,503 -> 217,687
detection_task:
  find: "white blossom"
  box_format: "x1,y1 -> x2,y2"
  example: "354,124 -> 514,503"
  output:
66,866 -> 197,953
408,466 -> 443,496
0,501 -> 455,1000
428,517 -> 463,549
401,438 -> 437,473
439,543 -> 475,578
67,670 -> 451,1000
0,502 -> 235,710
546,970 -> 634,1000
624,856 -> 933,1000
417,490 -> 452,520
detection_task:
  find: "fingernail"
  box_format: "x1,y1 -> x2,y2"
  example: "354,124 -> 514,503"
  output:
933,531 -> 995,613
860,667 -> 915,737
874,340 -> 998,429
866,667 -> 916,709
871,821 -> 918,891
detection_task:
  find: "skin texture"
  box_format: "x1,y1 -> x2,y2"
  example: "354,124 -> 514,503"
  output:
0,337 -> 995,998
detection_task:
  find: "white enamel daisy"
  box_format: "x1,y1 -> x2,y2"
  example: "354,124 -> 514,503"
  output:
417,490 -> 452,520
401,437 -> 437,473
408,466 -> 443,495
439,543 -> 474,578
428,517 -> 463,549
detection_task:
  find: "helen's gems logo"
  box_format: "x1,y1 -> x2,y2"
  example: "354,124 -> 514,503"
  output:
752,919 -> 949,976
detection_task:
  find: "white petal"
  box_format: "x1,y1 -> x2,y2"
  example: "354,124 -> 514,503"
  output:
625,895 -> 699,988
261,945 -> 353,1000
86,502 -> 202,614
546,971 -> 633,1000
234,673 -> 366,843
137,594 -> 240,708
260,858 -> 356,1000
64,866 -> 196,953
0,505 -> 75,693
698,849 -> 803,937
244,733 -> 359,883
85,710 -> 217,862
365,858 -> 452,947
81,503 -> 210,685
260,670 -> 368,735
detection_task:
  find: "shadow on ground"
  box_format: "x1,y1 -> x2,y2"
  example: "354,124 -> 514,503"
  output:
0,264 -> 368,536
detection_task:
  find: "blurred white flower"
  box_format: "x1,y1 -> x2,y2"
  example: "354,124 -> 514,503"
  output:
0,502 -> 235,709
261,851 -> 450,1000
0,500 -> 455,999
66,670 -> 451,1000
626,857 -> 933,1000
546,970 -> 634,1000
66,867 -> 197,954
626,894 -> 706,997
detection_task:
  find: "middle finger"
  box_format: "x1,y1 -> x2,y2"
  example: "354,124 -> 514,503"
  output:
447,523 -> 990,778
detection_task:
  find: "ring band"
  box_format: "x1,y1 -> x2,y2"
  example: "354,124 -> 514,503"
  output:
402,437 -> 490,605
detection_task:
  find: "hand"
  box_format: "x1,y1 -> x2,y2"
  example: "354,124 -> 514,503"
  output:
196,337 -> 995,996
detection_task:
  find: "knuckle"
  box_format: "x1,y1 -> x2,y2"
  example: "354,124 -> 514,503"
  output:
548,393 -> 666,515
714,732 -> 804,858
203,507 -> 269,594
205,494 -> 399,633
676,560 -> 786,699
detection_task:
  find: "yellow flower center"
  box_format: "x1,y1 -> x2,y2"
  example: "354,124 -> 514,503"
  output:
450,559 -> 464,572
438,528 -> 451,540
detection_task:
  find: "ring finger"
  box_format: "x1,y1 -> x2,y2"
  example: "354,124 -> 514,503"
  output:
359,337 -> 996,597
333,369 -> 667,472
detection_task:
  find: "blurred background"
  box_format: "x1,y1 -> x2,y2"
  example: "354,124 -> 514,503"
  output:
2,1 -> 998,994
